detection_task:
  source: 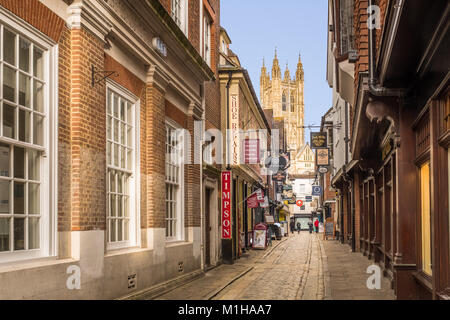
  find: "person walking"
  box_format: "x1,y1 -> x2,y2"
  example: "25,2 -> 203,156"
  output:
314,219 -> 320,233
308,219 -> 313,234
296,222 -> 301,234
290,220 -> 295,235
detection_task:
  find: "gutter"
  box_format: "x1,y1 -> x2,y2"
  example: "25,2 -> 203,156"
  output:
367,0 -> 407,97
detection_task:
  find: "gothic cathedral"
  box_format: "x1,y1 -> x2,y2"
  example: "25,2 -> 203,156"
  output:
260,51 -> 307,168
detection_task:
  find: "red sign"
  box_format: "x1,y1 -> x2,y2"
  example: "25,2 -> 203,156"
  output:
247,193 -> 259,208
296,200 -> 304,207
244,139 -> 260,164
222,172 -> 232,239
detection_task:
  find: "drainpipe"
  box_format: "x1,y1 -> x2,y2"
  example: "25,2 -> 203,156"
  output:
368,0 -> 406,97
340,101 -> 350,244
200,82 -> 206,272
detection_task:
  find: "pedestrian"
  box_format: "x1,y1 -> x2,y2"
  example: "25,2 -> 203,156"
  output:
314,219 -> 319,233
290,220 -> 295,235
296,222 -> 301,234
308,219 -> 313,234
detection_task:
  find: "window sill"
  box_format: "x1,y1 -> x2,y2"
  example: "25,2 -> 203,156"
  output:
0,256 -> 76,274
105,246 -> 150,258
165,240 -> 191,248
105,247 -> 152,258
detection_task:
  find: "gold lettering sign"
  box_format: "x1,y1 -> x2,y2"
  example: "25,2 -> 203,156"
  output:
311,132 -> 327,149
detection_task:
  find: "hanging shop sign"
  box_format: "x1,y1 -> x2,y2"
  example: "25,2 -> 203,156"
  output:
288,196 -> 297,205
247,193 -> 259,209
256,189 -> 264,202
311,132 -> 327,149
282,189 -> 294,200
318,166 -> 329,174
316,148 -> 330,166
272,171 -> 287,181
260,196 -> 269,208
264,214 -> 274,224
244,139 -> 260,164
222,172 -> 232,239
312,186 -> 323,196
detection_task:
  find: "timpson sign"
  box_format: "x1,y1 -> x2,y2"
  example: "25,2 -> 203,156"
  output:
222,171 -> 232,239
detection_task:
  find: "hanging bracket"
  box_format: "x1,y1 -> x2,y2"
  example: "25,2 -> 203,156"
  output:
91,64 -> 119,87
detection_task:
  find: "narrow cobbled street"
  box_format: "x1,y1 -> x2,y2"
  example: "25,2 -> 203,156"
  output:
134,233 -> 394,300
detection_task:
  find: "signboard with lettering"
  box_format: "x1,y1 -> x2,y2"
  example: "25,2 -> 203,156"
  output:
316,148 -> 330,166
230,94 -> 240,165
222,172 -> 232,239
311,132 -> 327,149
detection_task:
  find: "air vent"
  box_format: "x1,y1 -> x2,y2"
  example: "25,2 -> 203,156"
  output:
128,274 -> 137,290
178,262 -> 184,273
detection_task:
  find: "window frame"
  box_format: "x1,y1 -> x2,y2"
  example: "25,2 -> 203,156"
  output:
172,0 -> 189,36
165,119 -> 185,242
105,80 -> 140,252
0,7 -> 58,264
203,14 -> 212,66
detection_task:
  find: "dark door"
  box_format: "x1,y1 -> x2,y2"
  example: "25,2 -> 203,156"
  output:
205,188 -> 212,267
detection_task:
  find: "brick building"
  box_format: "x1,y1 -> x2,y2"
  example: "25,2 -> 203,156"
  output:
0,0 -> 218,299
218,28 -> 272,263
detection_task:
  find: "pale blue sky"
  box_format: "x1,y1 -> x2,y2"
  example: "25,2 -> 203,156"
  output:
221,0 -> 331,143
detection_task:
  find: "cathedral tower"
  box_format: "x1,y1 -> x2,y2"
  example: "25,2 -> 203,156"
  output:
260,50 -> 305,158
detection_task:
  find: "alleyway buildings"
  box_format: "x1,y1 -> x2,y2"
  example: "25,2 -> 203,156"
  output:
320,0 -> 450,299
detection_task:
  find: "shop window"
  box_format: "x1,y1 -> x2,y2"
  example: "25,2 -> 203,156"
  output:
106,84 -> 138,250
420,162 -> 432,276
0,15 -> 57,263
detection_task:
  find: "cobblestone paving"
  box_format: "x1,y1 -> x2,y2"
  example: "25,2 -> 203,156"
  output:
140,232 -> 395,300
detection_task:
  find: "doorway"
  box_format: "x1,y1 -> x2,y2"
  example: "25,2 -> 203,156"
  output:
205,188 -> 212,267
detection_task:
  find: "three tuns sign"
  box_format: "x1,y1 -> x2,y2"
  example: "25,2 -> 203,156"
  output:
222,172 -> 232,239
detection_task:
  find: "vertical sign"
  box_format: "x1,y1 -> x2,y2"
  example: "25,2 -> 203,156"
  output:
222,172 -> 232,239
230,94 -> 240,165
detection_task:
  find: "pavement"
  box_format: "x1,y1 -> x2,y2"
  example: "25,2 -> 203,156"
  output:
132,232 -> 395,300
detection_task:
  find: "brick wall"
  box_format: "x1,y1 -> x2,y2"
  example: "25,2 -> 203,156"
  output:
145,84 -> 166,229
185,113 -> 201,228
351,0 -> 369,137
0,0 -> 65,42
204,0 -> 221,131
58,26 -> 72,232
70,27 -> 107,231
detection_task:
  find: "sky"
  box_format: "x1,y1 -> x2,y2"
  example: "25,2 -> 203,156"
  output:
221,0 -> 331,143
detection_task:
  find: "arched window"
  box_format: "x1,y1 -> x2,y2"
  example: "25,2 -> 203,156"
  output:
282,93 -> 287,111
290,94 -> 295,112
